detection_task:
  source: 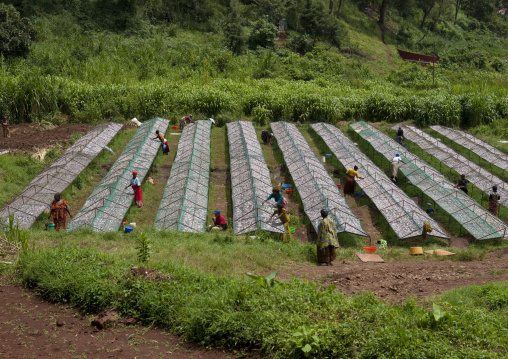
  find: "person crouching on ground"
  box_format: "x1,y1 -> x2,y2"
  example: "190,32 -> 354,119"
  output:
268,203 -> 291,241
125,171 -> 143,208
344,165 -> 361,196
263,188 -> 288,210
49,193 -> 72,231
208,210 -> 227,231
316,209 -> 340,266
261,130 -> 274,146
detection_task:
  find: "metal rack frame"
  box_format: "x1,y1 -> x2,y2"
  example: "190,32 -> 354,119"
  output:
351,121 -> 508,240
154,120 -> 211,233
68,118 -> 169,232
0,122 -> 123,228
271,121 -> 367,237
397,124 -> 508,210
312,123 -> 448,240
227,121 -> 285,235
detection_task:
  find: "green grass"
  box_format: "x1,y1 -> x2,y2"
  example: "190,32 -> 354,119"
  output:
0,154 -> 47,209
11,246 -> 508,358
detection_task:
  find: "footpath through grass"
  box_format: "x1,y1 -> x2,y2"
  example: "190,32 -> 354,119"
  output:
11,246 -> 508,358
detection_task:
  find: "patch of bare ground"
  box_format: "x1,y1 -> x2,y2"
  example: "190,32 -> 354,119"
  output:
0,276 -> 243,359
281,249 -> 508,303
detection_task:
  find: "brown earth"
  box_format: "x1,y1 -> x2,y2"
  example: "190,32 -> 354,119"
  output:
0,123 -> 92,153
283,248 -> 508,303
0,276 -> 239,359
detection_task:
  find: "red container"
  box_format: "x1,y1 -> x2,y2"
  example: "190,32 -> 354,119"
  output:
336,184 -> 342,188
172,126 -> 179,130
286,188 -> 294,194
363,247 -> 377,253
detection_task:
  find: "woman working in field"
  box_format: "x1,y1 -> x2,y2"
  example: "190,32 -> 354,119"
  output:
263,188 -> 288,210
268,203 -> 291,241
125,171 -> 143,208
344,165 -> 361,196
48,193 -> 72,231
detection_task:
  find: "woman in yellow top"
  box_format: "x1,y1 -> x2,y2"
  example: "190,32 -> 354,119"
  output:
268,203 -> 291,241
344,165 -> 360,196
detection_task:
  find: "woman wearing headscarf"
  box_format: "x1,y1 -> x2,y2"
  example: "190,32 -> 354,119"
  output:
125,171 -> 143,208
49,193 -> 72,231
344,165 -> 361,196
316,209 -> 340,266
263,188 -> 288,210
489,186 -> 500,216
208,210 -> 228,231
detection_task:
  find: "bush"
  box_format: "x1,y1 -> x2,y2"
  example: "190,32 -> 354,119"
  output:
490,57 -> 505,72
248,18 -> 278,50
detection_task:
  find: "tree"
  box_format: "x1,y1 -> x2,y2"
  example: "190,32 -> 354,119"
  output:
462,0 -> 496,22
454,0 -> 461,24
0,4 -> 36,58
417,0 -> 437,28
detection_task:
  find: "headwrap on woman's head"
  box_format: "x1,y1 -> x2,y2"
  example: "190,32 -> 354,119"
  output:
396,154 -> 400,157
132,171 -> 137,175
215,210 -> 220,214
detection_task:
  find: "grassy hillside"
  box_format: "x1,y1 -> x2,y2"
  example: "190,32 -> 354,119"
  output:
0,0 -> 506,130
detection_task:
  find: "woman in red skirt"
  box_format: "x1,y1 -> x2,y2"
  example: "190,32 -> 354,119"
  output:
125,171 -> 143,208
344,166 -> 361,196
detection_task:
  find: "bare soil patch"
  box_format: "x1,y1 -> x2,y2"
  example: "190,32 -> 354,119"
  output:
283,250 -> 508,303
0,276 -> 237,359
0,123 -> 92,153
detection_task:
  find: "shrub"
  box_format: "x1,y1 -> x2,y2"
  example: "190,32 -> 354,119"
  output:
248,18 -> 278,50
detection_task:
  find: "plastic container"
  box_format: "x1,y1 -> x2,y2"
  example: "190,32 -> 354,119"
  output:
124,226 -> 134,233
129,222 -> 137,228
282,184 -> 292,190
172,126 -> 179,130
325,153 -> 332,157
285,188 -> 294,194
363,246 -> 377,253
336,184 -> 342,188
354,191 -> 365,197
47,223 -> 55,231
289,227 -> 296,234
320,156 -> 326,163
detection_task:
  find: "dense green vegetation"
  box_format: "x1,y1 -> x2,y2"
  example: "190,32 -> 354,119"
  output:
1,1 -> 508,356
0,0 -> 506,130
13,246 -> 508,358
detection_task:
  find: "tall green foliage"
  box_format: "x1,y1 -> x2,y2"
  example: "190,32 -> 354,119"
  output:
0,4 -> 36,58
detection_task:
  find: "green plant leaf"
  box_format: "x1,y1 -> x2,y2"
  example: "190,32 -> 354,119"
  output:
302,344 -> 312,353
432,303 -> 445,322
246,273 -> 267,288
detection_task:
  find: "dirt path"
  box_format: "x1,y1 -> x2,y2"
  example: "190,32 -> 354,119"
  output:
0,277 -> 235,359
0,123 -> 92,153
282,248 -> 508,303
